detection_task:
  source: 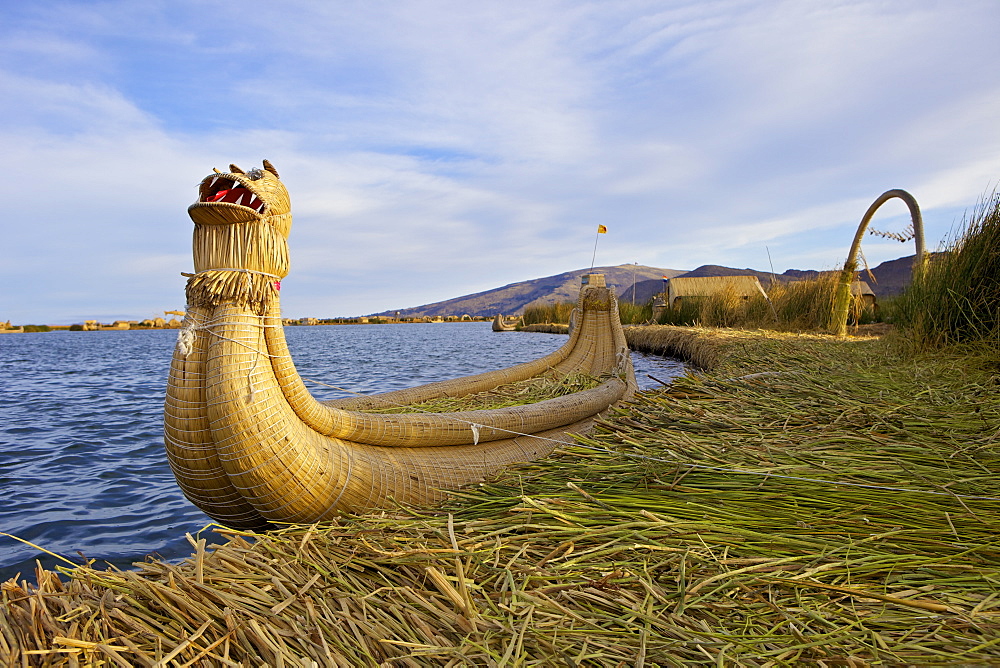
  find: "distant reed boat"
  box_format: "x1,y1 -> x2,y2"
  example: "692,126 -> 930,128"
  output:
491,314 -> 518,331
164,160 -> 636,529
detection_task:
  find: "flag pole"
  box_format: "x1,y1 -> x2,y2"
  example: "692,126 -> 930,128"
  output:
590,225 -> 607,273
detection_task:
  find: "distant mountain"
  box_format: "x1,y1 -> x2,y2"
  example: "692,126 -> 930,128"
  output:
372,265 -> 686,318
373,255 -> 920,318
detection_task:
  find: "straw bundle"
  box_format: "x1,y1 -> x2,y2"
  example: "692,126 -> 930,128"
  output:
165,161 -> 636,529
624,325 -> 737,369
184,269 -> 280,314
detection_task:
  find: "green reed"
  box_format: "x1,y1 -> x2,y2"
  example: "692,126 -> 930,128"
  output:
653,275 -> 874,331
521,300 -> 576,326
891,191 -> 1000,348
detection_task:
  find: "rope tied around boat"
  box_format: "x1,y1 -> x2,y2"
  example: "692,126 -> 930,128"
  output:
615,346 -> 631,379
174,312 -> 288,403
176,326 -> 197,359
175,312 -> 284,360
185,268 -> 284,279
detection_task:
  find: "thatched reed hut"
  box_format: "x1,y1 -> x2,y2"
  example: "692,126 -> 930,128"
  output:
665,275 -> 767,308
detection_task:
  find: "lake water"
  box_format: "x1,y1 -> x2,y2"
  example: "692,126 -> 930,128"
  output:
0,323 -> 683,582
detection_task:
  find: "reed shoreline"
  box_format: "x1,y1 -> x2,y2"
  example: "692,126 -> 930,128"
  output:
3,325 -> 999,666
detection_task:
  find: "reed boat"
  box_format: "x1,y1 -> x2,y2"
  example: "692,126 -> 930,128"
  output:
491,314 -> 518,331
164,160 -> 636,529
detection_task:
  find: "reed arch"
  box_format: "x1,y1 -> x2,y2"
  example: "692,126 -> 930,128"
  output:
831,189 -> 925,336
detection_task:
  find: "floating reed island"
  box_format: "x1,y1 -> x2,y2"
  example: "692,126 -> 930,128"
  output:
4,327 -> 1000,665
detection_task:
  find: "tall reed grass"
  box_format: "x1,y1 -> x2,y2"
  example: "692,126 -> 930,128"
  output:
655,275 -> 874,330
891,191 -> 1000,347
616,301 -> 653,325
520,301 -> 575,326
522,277 -> 876,332
523,300 -> 651,326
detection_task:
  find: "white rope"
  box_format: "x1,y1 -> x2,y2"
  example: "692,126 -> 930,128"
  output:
175,315 -> 285,359
177,327 -> 197,358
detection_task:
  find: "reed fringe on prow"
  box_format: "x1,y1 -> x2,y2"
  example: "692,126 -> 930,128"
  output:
188,214 -> 291,312
185,270 -> 279,314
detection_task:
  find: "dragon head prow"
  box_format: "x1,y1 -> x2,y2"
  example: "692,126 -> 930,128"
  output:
188,159 -> 291,231
186,160 -> 293,312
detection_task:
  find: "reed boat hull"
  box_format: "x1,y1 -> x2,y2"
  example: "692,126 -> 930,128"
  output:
164,161 -> 636,529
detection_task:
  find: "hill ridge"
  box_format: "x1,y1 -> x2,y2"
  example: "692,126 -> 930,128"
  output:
373,255 -> 918,318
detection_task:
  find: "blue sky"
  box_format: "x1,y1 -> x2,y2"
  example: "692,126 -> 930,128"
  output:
2,0 -> 999,323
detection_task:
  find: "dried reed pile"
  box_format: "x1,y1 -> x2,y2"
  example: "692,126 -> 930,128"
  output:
5,329 -> 999,665
624,324 -> 777,370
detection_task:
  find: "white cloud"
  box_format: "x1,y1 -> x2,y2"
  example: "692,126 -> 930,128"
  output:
1,0 -> 999,322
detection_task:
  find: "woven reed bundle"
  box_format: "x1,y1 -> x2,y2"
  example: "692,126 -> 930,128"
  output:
164,161 -> 636,528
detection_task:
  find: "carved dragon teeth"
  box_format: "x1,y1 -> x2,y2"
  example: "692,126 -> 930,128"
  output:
197,176 -> 267,213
